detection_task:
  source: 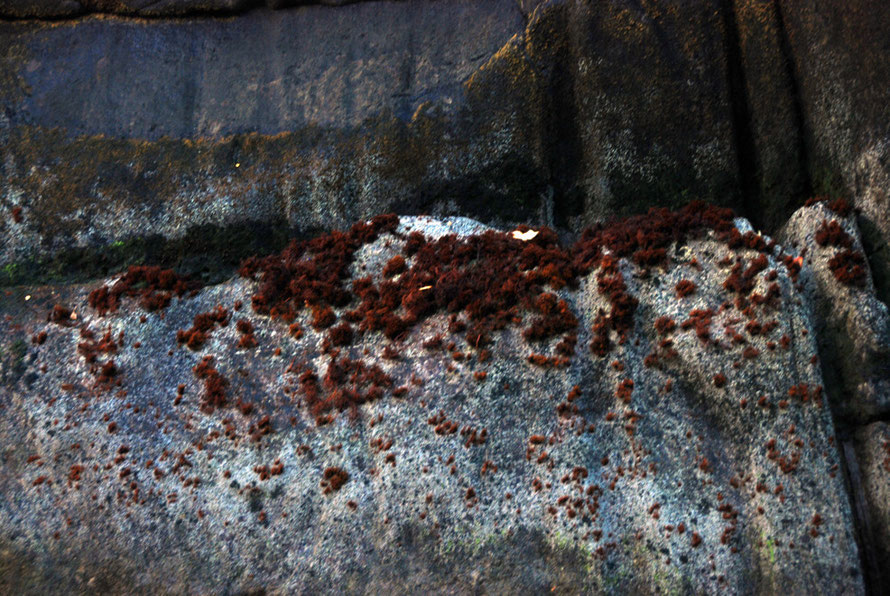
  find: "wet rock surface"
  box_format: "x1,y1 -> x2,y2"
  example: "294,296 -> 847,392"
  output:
0,206 -> 878,593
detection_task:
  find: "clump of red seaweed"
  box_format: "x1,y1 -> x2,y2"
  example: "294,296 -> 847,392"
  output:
176,306 -> 230,351
814,220 -> 853,248
828,250 -> 867,288
88,265 -> 199,316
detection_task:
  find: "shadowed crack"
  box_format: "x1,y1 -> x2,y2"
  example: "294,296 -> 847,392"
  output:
0,0 -> 396,21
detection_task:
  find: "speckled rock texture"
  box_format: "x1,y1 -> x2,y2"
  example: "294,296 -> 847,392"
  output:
780,202 -> 890,423
0,208 -> 874,594
2,0 -> 890,592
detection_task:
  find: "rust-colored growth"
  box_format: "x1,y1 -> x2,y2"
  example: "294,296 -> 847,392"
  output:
192,355 -> 228,411
88,265 -> 198,316
48,304 -> 75,326
828,250 -> 867,287
236,319 -> 258,349
567,385 -> 581,402
382,255 -> 407,277
527,353 -> 569,368
240,203 -> 741,371
807,196 -> 853,217
690,532 -> 702,547
827,197 -> 853,217
299,357 -> 393,417
616,378 -> 634,403
422,334 -> 443,351
523,294 -> 578,342
97,360 -> 118,384
713,373 -> 727,388
814,220 -> 853,248
321,466 -> 349,494
742,346 -> 760,359
723,254 -> 769,296
589,255 -> 638,357
554,333 -> 576,357
403,231 -> 426,255
654,316 -> 675,335
10,206 -> 23,223
68,464 -> 84,483
675,279 -> 696,298
724,227 -> 772,252
327,322 -> 354,348
311,304 -> 336,330
240,214 -> 398,321
177,306 -> 230,351
680,308 -> 714,344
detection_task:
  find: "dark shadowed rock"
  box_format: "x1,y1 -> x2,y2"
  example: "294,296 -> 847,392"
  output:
1,0 -> 755,281
0,209 -> 866,593
851,422 -> 890,590
0,0 -> 379,18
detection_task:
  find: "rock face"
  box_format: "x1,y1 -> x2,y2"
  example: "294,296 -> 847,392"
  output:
851,422 -> 890,588
0,206 -> 874,593
2,0 -> 890,592
0,1 -> 385,19
3,0 -> 890,285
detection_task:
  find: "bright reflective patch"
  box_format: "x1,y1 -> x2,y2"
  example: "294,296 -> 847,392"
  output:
512,229 -> 539,241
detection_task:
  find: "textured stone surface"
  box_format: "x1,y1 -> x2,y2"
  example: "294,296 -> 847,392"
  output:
851,422 -> 890,589
0,0 -> 752,279
2,1 -> 890,283
780,202 -> 890,423
0,211 -> 866,593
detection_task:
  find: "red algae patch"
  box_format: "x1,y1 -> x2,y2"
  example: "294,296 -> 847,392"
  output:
675,280 -> 696,298
804,196 -> 853,217
88,265 -> 199,316
321,466 -> 349,494
229,203 -> 794,425
814,220 -> 853,248
176,306 -> 230,351
828,250 -> 868,288
11,200 -> 860,593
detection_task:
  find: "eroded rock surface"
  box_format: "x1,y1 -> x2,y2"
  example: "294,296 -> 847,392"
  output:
0,206 -> 872,593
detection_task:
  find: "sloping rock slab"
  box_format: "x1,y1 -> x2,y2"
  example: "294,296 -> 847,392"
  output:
0,208 -> 863,593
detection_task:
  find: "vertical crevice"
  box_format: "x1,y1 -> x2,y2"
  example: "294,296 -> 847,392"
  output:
542,12 -> 584,229
719,0 -> 761,229
840,438 -> 884,595
772,0 -> 813,200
